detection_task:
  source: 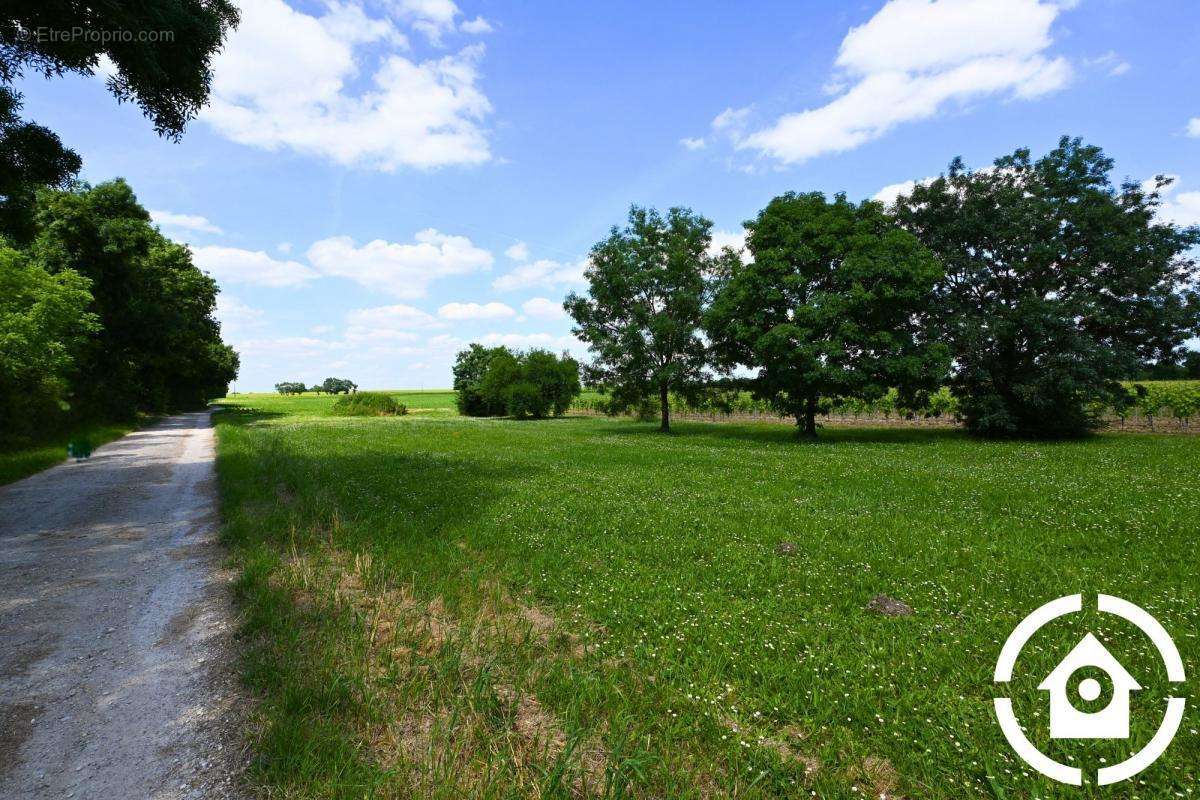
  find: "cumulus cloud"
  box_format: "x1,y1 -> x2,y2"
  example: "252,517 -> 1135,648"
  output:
151,210 -> 222,235
725,0 -> 1075,165
204,0 -> 492,170
460,16 -> 494,35
307,229 -> 493,299
493,258 -> 588,292
214,295 -> 265,335
680,137 -> 706,151
504,241 -> 530,261
1187,118 -> 1200,138
192,245 -> 318,288
520,297 -> 565,319
707,229 -> 747,256
1148,176 -> 1200,228
438,301 -> 516,320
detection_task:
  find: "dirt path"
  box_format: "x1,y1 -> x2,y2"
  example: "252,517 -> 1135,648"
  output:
0,411 -> 247,799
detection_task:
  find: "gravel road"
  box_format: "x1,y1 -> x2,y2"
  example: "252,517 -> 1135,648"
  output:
0,411 -> 247,799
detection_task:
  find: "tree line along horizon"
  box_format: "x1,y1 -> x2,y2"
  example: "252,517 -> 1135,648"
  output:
445,137 -> 1199,439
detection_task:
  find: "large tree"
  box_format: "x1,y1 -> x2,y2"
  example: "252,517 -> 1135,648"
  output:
566,206 -> 719,432
892,137 -> 1200,437
32,179 -> 238,418
0,245 -> 96,441
0,1 -> 239,240
706,192 -> 948,437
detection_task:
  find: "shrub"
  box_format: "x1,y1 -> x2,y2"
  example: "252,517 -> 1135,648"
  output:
329,392 -> 405,417
454,345 -> 581,419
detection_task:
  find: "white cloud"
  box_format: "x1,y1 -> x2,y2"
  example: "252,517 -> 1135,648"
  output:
204,0 -> 492,170
192,245 -> 318,288
478,332 -> 583,353
493,258 -> 588,292
728,0 -> 1075,165
1148,176 -> 1200,228
707,229 -> 747,256
151,210 -> 223,235
214,295 -> 265,335
872,179 -> 921,206
504,241 -> 530,261
1084,51 -> 1130,77
460,16 -> 494,34
307,229 -> 493,299
278,242 -> 293,254
521,297 -> 565,319
438,301 -> 516,320
1187,118 -> 1200,138
680,137 -> 706,151
398,0 -> 460,44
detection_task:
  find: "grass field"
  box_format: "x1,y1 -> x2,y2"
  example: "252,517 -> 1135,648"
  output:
215,392 -> 1199,798
0,420 -> 141,486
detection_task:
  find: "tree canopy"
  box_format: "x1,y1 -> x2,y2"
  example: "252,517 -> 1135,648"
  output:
706,192 -> 948,436
565,206 -> 721,432
454,345 -> 580,419
892,137 -> 1200,437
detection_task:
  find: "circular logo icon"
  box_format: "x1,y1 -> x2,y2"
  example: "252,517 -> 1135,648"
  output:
993,594 -> 1186,785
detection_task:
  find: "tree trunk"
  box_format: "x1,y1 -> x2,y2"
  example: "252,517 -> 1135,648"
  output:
659,382 -> 670,432
799,395 -> 818,438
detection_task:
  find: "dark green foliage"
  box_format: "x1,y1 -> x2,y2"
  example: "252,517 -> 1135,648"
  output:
454,345 -> 580,419
2,0 -> 240,139
0,245 -> 97,442
452,344 -> 510,416
0,1 -> 238,242
566,206 -> 720,432
30,179 -> 238,420
329,392 -> 405,417
706,192 -> 948,437
0,88 -> 80,244
892,138 -> 1200,438
275,382 -> 306,395
320,377 -> 357,395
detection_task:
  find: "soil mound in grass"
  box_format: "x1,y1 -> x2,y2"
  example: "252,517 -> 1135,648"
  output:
330,392 -> 407,417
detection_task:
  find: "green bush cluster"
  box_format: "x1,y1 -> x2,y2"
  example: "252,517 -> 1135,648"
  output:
453,344 -> 580,419
1122,381 -> 1200,427
329,392 -> 406,417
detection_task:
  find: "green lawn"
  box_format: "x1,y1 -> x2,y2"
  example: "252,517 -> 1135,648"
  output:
214,394 -> 1199,799
0,420 -> 139,486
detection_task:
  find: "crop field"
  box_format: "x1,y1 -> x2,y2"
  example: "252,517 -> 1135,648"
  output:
215,393 -> 1199,799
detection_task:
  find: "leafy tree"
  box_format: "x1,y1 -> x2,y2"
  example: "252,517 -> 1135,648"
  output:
706,192 -> 948,437
0,1 -> 239,241
892,138 -> 1200,437
0,245 -> 97,441
3,1 -> 239,136
275,382 -> 306,395
31,179 -> 238,418
566,206 -> 718,432
321,377 -> 357,395
0,89 -> 80,243
479,349 -> 580,419
452,344 -> 511,416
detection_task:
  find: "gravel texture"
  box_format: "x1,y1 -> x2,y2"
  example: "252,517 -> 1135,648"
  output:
0,411 -> 249,800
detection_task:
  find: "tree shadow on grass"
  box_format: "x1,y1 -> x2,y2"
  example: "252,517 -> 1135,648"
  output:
583,416 -> 972,447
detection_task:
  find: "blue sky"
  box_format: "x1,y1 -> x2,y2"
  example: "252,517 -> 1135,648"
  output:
17,0 -> 1200,390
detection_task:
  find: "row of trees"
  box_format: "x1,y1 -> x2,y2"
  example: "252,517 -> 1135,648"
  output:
567,138 -> 1200,438
452,345 -> 581,419
274,378 -> 358,395
1,180 -> 239,442
1,2 -> 240,444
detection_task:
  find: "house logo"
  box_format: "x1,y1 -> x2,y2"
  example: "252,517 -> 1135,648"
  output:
993,594 -> 1186,786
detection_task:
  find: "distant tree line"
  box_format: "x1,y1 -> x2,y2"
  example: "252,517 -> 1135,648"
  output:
452,345 -> 580,419
274,378 -> 358,395
566,138 -> 1200,438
